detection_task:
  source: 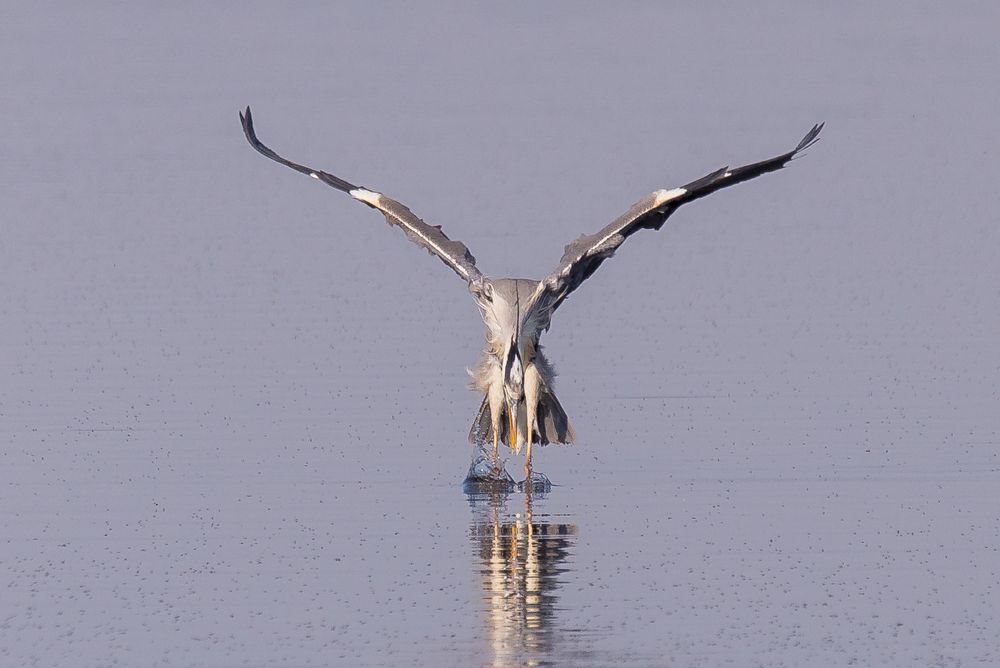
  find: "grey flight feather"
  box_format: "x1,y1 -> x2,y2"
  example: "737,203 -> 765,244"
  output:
240,106 -> 484,286
523,123 -> 824,325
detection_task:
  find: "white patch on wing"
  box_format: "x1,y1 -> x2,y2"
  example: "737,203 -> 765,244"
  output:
349,188 -> 382,206
653,187 -> 687,207
350,188 -> 471,280
310,172 -> 319,179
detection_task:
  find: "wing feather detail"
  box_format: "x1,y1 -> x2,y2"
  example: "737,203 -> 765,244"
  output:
240,106 -> 483,285
524,123 -> 823,326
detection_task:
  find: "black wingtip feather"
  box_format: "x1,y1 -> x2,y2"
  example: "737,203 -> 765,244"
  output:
679,123 -> 824,196
681,165 -> 730,192
240,106 -> 257,145
794,122 -> 824,153
238,106 -> 359,193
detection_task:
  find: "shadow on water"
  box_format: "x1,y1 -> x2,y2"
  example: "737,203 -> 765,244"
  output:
465,476 -> 580,666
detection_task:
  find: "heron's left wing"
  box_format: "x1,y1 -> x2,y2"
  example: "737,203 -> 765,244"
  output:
522,123 -> 823,327
240,106 -> 484,286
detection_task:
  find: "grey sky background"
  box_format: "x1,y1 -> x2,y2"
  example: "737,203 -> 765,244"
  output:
2,3 -> 998,665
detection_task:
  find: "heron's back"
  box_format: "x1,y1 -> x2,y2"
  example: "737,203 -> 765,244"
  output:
482,278 -> 541,347
489,278 -> 540,306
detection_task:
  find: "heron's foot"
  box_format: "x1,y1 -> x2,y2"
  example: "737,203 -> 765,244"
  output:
463,454 -> 516,493
518,471 -> 551,493
490,457 -> 506,478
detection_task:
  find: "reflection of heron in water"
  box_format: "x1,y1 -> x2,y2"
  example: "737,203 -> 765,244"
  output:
240,107 -> 822,478
467,488 -> 578,666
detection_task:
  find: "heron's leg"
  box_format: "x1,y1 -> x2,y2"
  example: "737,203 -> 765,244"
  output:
523,364 -> 541,478
524,407 -> 534,478
487,384 -> 504,468
524,427 -> 533,478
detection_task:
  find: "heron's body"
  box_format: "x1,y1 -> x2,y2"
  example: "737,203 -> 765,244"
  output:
468,278 -> 574,459
239,107 -> 822,478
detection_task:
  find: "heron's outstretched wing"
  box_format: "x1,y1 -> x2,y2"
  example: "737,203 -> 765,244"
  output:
240,106 -> 484,286
522,123 -> 823,329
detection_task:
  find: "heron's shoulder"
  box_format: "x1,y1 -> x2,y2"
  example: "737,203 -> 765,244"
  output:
490,277 -> 540,301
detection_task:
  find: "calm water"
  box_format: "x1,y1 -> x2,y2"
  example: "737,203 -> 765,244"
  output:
3,3 -> 999,666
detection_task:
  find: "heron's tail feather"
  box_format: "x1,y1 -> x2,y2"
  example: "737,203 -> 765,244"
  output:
468,390 -> 575,448
536,389 -> 575,445
468,395 -> 491,445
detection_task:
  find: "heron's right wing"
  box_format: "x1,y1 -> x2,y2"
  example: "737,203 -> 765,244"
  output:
240,106 -> 484,287
522,123 -> 823,328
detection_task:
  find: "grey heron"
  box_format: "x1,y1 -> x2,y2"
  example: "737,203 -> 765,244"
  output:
240,107 -> 822,477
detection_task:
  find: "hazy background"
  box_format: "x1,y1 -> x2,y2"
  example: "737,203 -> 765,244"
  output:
2,3 -> 998,665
